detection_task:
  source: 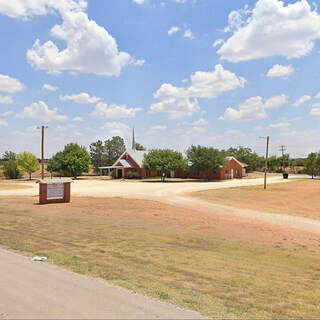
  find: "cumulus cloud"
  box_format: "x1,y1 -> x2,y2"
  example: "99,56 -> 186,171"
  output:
168,26 -> 180,35
192,118 -> 208,126
132,0 -> 146,4
60,92 -> 101,104
0,74 -> 25,93
269,122 -> 291,129
7,1 -> 141,76
150,84 -> 200,119
218,0 -> 320,62
213,39 -> 224,47
147,125 -> 167,135
43,83 -> 59,91
221,94 -> 288,122
293,95 -> 311,107
72,116 -> 84,122
187,64 -> 246,99
314,91 -> 320,99
1,111 -> 13,117
16,101 -> 68,122
92,102 -> 141,119
183,28 -> 194,39
0,95 -> 13,104
266,64 -> 295,78
310,108 -> 320,115
101,121 -> 131,137
150,64 -> 246,119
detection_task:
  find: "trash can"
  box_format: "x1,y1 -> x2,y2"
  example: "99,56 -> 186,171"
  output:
283,173 -> 289,179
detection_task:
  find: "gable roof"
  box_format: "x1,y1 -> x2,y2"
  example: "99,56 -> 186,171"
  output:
113,149 -> 149,168
227,156 -> 248,167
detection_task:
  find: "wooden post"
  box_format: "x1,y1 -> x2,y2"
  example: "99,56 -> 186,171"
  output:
41,125 -> 45,180
264,136 -> 269,190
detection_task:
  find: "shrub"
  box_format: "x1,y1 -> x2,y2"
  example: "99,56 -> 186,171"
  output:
126,170 -> 141,179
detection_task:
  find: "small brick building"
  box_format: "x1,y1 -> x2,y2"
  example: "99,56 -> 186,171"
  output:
99,151 -> 247,180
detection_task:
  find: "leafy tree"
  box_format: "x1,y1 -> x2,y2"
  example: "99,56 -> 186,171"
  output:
89,140 -> 105,173
267,155 -> 281,173
17,151 -> 40,180
226,146 -> 263,172
48,144 -> 91,179
135,142 -> 146,151
305,152 -> 319,179
142,149 -> 188,182
2,151 -> 21,179
62,143 -> 91,179
47,151 -> 64,176
104,136 -> 126,165
186,145 -> 227,180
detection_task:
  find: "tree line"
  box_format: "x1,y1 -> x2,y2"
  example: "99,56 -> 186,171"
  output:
1,137 -> 320,179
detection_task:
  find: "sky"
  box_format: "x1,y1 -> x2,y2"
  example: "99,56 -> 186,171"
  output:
0,0 -> 320,158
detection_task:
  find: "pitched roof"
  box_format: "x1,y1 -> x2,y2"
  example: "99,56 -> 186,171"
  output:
226,156 -> 248,167
113,149 -> 149,168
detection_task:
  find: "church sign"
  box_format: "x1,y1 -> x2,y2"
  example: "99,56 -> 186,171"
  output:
38,179 -> 72,204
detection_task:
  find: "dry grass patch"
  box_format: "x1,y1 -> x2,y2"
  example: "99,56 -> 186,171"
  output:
192,179 -> 320,220
0,196 -> 319,318
0,181 -> 33,191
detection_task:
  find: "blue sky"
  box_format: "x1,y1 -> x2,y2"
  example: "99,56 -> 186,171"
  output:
0,0 -> 320,158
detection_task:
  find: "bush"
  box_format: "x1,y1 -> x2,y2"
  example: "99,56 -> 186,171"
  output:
126,170 -> 141,179
2,151 -> 21,179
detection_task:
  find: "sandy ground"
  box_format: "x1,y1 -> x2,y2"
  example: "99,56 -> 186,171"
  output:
0,247 -> 203,319
0,175 -> 293,198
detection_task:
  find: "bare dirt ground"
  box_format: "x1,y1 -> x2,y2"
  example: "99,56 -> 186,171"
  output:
191,179 -> 320,220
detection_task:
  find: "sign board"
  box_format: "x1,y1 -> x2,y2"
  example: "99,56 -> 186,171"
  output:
47,183 -> 64,199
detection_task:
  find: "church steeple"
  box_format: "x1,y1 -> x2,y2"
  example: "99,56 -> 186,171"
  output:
132,127 -> 136,151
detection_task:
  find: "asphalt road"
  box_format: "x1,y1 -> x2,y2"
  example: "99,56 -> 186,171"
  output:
0,248 -> 204,319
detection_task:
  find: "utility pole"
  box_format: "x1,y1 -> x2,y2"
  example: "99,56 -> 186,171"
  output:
260,136 -> 269,189
38,125 -> 48,180
279,145 -> 286,173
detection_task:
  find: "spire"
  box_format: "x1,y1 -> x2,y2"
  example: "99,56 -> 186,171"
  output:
132,127 -> 136,151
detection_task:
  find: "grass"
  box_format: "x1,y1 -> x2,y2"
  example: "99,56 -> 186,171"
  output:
191,179 -> 320,220
0,196 -> 319,318
0,182 -> 32,190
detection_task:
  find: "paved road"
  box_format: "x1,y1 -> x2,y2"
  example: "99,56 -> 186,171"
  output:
0,248 -> 204,319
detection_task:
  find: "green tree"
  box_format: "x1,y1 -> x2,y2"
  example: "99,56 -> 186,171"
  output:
48,144 -> 91,179
104,136 -> 126,165
186,145 -> 227,180
47,151 -> 64,177
89,140 -> 105,173
135,142 -> 146,151
226,146 -> 263,172
17,151 -> 40,180
142,149 -> 188,182
305,152 -> 319,179
62,143 -> 91,179
2,151 -> 21,179
267,155 -> 281,173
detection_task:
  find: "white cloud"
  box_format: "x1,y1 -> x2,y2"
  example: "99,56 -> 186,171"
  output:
1,111 -> 13,117
72,116 -> 84,122
0,95 -> 13,104
190,126 -> 205,134
293,95 -> 311,107
0,119 -> 8,127
310,108 -> 320,115
56,124 -> 77,132
0,74 -> 25,93
147,125 -> 167,135
192,118 -> 208,126
213,39 -> 224,47
150,64 -> 246,119
0,0 -> 87,19
92,102 -> 141,119
218,0 -> 320,62
150,84 -> 200,119
16,101 -> 68,122
12,125 -> 39,137
132,0 -> 146,4
269,122 -> 291,129
187,64 -> 246,99
266,64 -> 295,78
221,94 -> 288,122
101,121 -> 131,137
314,91 -> 320,99
43,83 -> 59,91
168,26 -> 180,35
60,92 -> 101,104
183,28 -> 194,39
24,2 -> 139,76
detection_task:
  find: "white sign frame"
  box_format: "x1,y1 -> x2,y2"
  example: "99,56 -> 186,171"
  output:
47,183 -> 64,199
